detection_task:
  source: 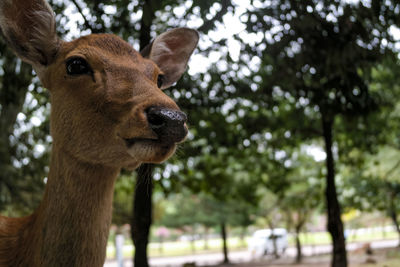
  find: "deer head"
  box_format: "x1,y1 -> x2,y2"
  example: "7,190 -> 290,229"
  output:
0,1 -> 199,266
0,0 -> 199,170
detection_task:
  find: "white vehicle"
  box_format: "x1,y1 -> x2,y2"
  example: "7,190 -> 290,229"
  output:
248,228 -> 288,257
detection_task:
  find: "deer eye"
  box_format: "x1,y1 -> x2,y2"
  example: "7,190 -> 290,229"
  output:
66,57 -> 92,76
157,74 -> 164,88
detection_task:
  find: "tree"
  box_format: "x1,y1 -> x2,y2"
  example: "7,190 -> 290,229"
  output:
242,1 -> 400,266
130,1 -> 236,265
132,164 -> 154,267
174,148 -> 260,263
339,59 -> 400,246
0,20 -> 53,215
160,190 -> 255,263
160,192 -> 219,254
112,174 -> 134,227
342,147 -> 400,246
280,152 -> 324,263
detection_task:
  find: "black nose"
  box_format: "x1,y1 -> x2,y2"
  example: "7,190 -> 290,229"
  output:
146,107 -> 188,143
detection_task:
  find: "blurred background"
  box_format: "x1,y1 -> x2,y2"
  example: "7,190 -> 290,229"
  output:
2,0 -> 400,266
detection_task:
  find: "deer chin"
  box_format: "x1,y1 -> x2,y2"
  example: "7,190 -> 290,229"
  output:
125,138 -> 176,163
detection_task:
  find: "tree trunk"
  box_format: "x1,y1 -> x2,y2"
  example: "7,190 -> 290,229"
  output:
204,227 -> 209,250
388,191 -> 400,247
221,222 -> 229,263
389,209 -> 400,247
131,164 -> 154,267
130,1 -> 157,266
294,214 -> 307,263
271,232 -> 279,258
322,116 -> 347,267
139,0 -> 157,50
295,226 -> 302,263
267,220 -> 279,258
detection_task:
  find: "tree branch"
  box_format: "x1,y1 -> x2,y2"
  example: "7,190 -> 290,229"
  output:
383,158 -> 400,181
197,0 -> 232,33
70,0 -> 94,32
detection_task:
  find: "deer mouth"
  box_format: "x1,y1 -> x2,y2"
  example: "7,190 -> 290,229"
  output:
123,137 -> 177,163
124,137 -> 148,147
123,137 -> 174,149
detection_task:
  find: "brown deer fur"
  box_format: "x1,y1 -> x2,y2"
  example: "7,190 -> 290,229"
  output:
0,0 -> 198,266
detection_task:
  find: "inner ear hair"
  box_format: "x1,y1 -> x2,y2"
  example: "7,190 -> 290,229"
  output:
143,28 -> 199,89
0,0 -> 60,68
140,41 -> 154,58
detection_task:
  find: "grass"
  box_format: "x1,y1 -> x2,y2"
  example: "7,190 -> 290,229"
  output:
106,227 -> 399,259
106,237 -> 247,258
365,258 -> 400,267
354,248 -> 400,267
296,228 -> 398,246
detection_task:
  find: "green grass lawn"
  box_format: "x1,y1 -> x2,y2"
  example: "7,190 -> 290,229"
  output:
107,237 -> 247,258
296,229 -> 398,246
106,228 -> 399,259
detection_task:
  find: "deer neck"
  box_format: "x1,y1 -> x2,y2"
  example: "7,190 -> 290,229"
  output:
26,145 -> 120,266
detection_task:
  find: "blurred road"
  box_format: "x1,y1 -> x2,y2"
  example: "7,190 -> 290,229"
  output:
103,239 -> 399,267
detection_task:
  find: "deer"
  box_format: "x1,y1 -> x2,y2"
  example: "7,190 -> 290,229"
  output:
0,0 -> 198,266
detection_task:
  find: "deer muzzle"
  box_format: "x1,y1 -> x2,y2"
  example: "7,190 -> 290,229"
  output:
146,106 -> 188,144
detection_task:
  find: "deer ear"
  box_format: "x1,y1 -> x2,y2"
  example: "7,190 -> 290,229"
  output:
0,0 -> 60,72
141,28 -> 199,89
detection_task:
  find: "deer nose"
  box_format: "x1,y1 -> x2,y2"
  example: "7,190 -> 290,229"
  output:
146,107 -> 188,143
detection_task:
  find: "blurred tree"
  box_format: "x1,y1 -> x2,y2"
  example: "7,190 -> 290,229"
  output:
340,59 -> 400,245
161,192 -> 210,253
342,147 -> 400,246
0,0 -> 88,215
168,147 -> 261,263
0,41 -> 33,210
112,174 -> 134,226
160,190 -> 255,262
242,1 -> 400,266
130,0 -> 236,264
0,26 -> 53,214
280,153 -> 324,263
129,0 -> 238,264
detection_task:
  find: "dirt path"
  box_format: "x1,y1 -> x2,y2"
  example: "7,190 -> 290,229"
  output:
204,247 -> 397,267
